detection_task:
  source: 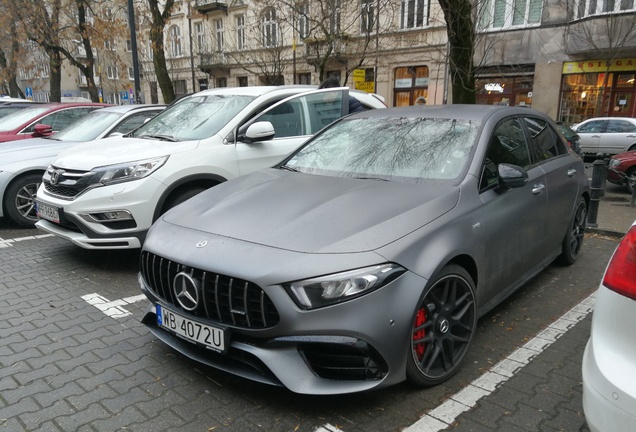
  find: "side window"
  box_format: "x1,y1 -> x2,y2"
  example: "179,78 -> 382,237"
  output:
577,120 -> 605,133
523,117 -> 567,162
110,111 -> 161,135
256,99 -> 305,138
26,108 -> 94,132
480,117 -> 531,190
607,120 -> 636,133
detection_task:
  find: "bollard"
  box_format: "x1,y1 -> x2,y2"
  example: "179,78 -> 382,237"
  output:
631,175 -> 636,207
587,153 -> 608,227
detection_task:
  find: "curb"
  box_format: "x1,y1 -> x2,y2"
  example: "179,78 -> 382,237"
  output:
586,226 -> 625,239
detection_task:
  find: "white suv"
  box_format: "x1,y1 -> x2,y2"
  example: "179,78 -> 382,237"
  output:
34,86 -> 385,249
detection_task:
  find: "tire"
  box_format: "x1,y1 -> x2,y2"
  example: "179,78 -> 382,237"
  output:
163,187 -> 207,214
4,173 -> 42,228
406,264 -> 477,387
625,167 -> 636,194
557,197 -> 587,266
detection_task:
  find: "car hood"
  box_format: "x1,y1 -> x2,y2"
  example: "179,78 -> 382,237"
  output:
0,138 -> 75,166
612,150 -> 636,162
160,169 -> 460,254
52,137 -> 201,170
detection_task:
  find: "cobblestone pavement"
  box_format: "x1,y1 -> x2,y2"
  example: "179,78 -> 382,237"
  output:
0,225 -> 620,432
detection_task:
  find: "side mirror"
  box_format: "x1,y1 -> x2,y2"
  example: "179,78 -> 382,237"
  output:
33,123 -> 54,137
498,163 -> 528,189
240,121 -> 275,143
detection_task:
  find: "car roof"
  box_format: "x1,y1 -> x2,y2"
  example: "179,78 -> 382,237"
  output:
581,117 -> 636,122
95,104 -> 166,114
191,85 -> 317,98
348,104 -> 548,122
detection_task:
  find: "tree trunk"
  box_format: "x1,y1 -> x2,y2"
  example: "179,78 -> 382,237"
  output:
438,0 -> 476,104
49,50 -> 62,102
148,0 -> 176,104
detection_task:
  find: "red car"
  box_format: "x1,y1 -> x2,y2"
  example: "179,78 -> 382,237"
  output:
608,150 -> 636,193
0,102 -> 110,143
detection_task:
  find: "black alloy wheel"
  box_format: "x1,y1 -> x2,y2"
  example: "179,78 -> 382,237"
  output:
558,197 -> 587,266
406,264 -> 477,387
5,173 -> 42,227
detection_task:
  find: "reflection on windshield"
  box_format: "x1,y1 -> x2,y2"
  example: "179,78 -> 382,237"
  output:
132,95 -> 255,141
284,117 -> 479,183
50,112 -> 121,142
0,107 -> 50,131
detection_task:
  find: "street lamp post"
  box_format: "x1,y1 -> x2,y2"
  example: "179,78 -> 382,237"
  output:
127,0 -> 142,103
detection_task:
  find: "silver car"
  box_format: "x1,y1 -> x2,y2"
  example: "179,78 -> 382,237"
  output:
583,220 -> 636,431
0,105 -> 164,227
571,117 -> 636,155
139,105 -> 590,395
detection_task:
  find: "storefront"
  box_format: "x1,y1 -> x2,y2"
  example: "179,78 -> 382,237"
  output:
559,58 -> 636,124
393,66 -> 429,106
475,66 -> 535,107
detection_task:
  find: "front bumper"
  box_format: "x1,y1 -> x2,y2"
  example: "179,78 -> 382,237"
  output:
138,257 -> 428,395
34,176 -> 166,249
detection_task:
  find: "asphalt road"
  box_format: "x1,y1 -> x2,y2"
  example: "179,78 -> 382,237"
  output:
0,214 -> 620,432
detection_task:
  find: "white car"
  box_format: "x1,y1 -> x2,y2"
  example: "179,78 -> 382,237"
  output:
582,220 -> 636,431
0,104 -> 164,227
34,86 -> 386,249
571,117 -> 636,155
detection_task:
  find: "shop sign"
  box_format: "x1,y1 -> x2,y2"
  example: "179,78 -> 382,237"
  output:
485,83 -> 504,92
415,77 -> 429,86
395,78 -> 412,88
562,58 -> 636,74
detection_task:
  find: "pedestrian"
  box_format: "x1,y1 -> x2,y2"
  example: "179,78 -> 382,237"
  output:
317,77 -> 365,114
415,96 -> 426,105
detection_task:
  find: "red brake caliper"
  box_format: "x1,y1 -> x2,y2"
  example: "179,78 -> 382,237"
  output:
413,308 -> 427,359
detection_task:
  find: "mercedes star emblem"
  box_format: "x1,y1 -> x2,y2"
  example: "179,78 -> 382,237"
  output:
173,272 -> 200,311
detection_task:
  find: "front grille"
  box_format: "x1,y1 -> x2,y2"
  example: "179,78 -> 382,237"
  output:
44,183 -> 83,198
43,166 -> 98,199
140,251 -> 280,329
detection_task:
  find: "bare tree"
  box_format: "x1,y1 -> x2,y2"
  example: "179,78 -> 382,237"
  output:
0,4 -> 25,98
145,0 -> 177,103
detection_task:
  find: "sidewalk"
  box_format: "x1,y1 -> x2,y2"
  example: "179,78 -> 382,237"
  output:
588,186 -> 636,237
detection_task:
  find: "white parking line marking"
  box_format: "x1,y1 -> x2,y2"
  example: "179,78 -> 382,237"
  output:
81,293 -> 147,319
403,291 -> 597,432
0,234 -> 53,248
314,424 -> 343,432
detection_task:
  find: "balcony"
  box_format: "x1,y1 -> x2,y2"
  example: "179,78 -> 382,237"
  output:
194,0 -> 228,14
304,37 -> 351,66
199,52 -> 230,76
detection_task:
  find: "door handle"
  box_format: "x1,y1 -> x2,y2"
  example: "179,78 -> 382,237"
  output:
591,135 -> 601,138
532,184 -> 545,195
567,169 -> 577,177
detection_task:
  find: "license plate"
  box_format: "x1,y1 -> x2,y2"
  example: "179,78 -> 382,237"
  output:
156,304 -> 225,352
36,201 -> 60,223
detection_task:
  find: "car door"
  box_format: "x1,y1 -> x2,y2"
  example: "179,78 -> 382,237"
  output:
476,116 -> 549,304
235,88 -> 348,175
522,116 -> 581,254
599,119 -> 636,154
575,119 -> 606,154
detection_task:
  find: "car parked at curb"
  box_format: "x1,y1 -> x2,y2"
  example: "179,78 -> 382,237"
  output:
0,102 -> 110,143
607,150 -> 636,193
0,104 -> 164,227
34,86 -> 386,249
583,220 -> 636,432
138,105 -> 589,395
571,117 -> 636,156
556,121 -> 583,157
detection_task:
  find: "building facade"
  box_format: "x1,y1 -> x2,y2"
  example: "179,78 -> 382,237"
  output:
16,0 -> 636,123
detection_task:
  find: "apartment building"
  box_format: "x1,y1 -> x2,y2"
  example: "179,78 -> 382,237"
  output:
16,0 -> 636,122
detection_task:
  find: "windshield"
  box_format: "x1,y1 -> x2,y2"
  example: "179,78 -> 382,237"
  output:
283,117 -> 480,183
50,111 -> 122,142
0,106 -> 50,131
131,94 -> 255,141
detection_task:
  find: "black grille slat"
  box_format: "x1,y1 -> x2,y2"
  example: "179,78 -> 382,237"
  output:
141,251 -> 279,329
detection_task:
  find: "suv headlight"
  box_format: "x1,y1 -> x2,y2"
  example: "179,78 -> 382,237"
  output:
284,263 -> 405,309
92,156 -> 168,185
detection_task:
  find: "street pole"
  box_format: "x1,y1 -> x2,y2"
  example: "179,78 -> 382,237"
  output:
188,1 -> 196,92
127,0 -> 142,103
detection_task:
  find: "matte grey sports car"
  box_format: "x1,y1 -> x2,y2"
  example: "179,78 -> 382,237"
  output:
139,105 -> 589,395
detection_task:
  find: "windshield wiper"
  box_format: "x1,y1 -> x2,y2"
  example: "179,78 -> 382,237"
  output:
279,165 -> 300,172
140,134 -> 178,142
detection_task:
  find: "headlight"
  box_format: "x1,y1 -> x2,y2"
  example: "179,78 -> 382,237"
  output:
92,156 -> 168,185
609,159 -> 620,168
285,263 -> 406,309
